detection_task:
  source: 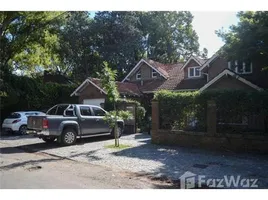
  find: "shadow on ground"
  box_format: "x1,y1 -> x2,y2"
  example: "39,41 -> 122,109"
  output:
0,135 -> 110,155
112,135 -> 268,189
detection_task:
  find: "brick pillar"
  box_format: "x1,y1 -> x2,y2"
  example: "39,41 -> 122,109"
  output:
151,101 -> 159,137
207,100 -> 217,135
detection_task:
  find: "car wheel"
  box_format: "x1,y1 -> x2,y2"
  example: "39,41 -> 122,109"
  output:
61,128 -> 77,146
42,137 -> 56,143
111,125 -> 123,138
19,125 -> 27,135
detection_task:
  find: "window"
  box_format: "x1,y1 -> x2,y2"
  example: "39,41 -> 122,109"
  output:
47,106 -> 57,115
152,69 -> 157,78
80,106 -> 92,116
55,105 -> 69,115
92,107 -> 106,116
7,113 -> 21,119
25,113 -> 38,116
136,70 -> 141,80
228,60 -> 252,74
188,67 -> 201,78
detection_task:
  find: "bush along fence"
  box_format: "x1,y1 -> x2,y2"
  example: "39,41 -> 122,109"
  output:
0,75 -> 78,123
152,90 -> 268,153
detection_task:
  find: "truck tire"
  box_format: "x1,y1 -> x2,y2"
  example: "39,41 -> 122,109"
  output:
110,125 -> 123,139
61,128 -> 77,146
42,137 -> 56,143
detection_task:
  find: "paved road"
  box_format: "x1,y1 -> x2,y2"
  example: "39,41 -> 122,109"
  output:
0,142 -> 172,189
1,133 -> 268,188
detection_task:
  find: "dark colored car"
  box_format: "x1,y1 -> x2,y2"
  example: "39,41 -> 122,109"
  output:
27,104 -> 124,145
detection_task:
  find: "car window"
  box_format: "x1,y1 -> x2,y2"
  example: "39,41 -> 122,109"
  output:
55,105 -> 69,115
25,113 -> 37,116
65,109 -> 75,116
80,106 -> 92,116
7,113 -> 21,119
47,106 -> 57,115
92,107 -> 106,116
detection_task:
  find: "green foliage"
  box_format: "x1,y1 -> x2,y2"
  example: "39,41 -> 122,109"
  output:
98,62 -> 119,103
154,89 -> 268,131
136,105 -> 146,129
93,11 -> 144,79
139,11 -> 200,63
116,98 -> 141,106
155,90 -> 206,130
216,11 -> 268,69
103,110 -> 133,128
0,74 -> 77,122
0,11 -> 67,74
104,98 -> 141,112
57,11 -> 102,81
1,11 -> 201,80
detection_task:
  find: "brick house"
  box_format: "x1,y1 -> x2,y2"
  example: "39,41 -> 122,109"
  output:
71,50 -> 267,106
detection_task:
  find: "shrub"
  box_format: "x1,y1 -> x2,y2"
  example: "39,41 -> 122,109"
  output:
154,89 -> 268,131
136,105 -> 146,129
0,74 -> 78,122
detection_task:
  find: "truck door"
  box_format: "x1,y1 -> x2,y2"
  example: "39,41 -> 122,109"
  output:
78,106 -> 97,135
91,106 -> 110,133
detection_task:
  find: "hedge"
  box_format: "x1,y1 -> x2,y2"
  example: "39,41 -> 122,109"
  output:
154,89 -> 268,131
0,74 -> 78,123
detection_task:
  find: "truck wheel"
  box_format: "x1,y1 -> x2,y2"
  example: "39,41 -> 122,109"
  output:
42,137 -> 56,143
110,125 -> 123,139
61,128 -> 77,146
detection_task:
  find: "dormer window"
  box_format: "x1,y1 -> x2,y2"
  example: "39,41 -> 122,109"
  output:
152,69 -> 157,78
188,67 -> 201,78
136,70 -> 141,80
228,60 -> 252,74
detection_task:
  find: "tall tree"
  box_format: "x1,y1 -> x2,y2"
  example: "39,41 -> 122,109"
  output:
0,11 -> 67,75
93,11 -> 144,79
216,11 -> 268,69
139,11 -> 200,63
57,11 -> 102,81
201,47 -> 208,59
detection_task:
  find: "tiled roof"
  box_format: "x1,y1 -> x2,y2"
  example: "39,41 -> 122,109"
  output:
144,59 -> 183,77
138,60 -> 206,92
89,78 -> 142,97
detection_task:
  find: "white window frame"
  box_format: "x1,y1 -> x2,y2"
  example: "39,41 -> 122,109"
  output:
228,61 -> 253,74
136,70 -> 141,80
188,67 -> 201,78
152,69 -> 157,78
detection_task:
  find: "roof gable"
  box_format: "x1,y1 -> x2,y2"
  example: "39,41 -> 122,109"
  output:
199,69 -> 263,92
122,59 -> 169,82
181,55 -> 205,70
199,53 -> 219,71
71,78 -> 142,97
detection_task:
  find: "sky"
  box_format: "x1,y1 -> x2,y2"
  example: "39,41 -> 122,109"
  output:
89,11 -> 239,58
191,12 -> 239,57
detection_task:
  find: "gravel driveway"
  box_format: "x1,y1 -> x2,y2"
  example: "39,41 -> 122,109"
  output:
1,133 -> 268,188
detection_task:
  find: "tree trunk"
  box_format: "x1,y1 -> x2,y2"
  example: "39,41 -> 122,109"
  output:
114,103 -> 119,147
